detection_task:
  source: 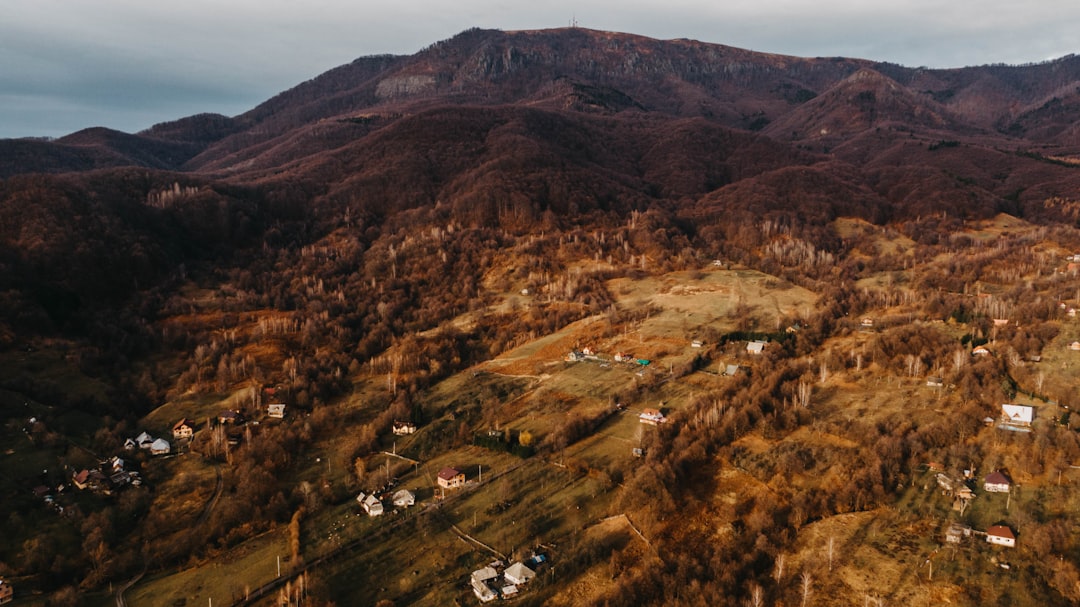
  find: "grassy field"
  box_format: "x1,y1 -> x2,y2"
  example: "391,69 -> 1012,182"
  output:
123,529 -> 290,607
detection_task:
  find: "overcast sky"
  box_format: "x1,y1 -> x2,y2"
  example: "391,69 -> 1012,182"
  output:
2,0 -> 1078,139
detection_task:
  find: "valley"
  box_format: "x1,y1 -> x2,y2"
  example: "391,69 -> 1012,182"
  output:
1,26 -> 1079,607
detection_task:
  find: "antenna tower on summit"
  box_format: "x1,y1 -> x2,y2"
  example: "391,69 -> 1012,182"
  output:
570,14 -> 578,28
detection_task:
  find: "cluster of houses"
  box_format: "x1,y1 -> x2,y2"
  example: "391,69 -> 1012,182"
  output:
471,555 -> 544,602
564,347 -> 651,368
71,455 -> 141,495
125,431 -> 171,456
945,522 -> 1016,548
935,467 -> 1017,548
356,488 -> 416,517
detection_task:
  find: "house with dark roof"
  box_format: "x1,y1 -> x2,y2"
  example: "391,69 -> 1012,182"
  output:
437,467 -> 465,489
983,470 -> 1012,493
173,418 -> 197,440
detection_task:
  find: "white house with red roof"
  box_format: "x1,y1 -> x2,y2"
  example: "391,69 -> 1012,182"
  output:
986,525 -> 1016,547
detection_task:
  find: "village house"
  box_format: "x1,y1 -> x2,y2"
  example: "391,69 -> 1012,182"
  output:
72,469 -> 92,490
392,420 -> 417,436
392,488 -> 415,508
1070,341 -> 1080,352
983,470 -> 1012,493
73,469 -> 107,491
0,578 -> 12,604
266,403 -> 286,419
150,438 -> 171,456
639,408 -> 667,425
1000,404 -> 1034,427
504,562 -> 536,586
746,340 -> 768,355
926,376 -> 944,387
218,410 -> 243,424
172,418 -> 196,440
986,525 -> 1016,548
471,566 -> 499,603
135,431 -> 154,450
724,364 -> 742,376
437,467 -> 465,490
972,345 -> 991,356
360,493 -> 383,516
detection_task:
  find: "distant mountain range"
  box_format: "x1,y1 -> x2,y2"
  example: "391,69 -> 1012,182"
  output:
2,27 -> 1079,326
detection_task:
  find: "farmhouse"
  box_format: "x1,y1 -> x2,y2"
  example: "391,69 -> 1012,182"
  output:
267,404 -> 286,419
72,469 -> 92,490
746,340 -> 767,355
926,376 -> 944,387
471,566 -> 498,584
392,489 -> 415,507
135,431 -> 154,449
639,408 -> 667,425
983,470 -> 1012,493
437,467 -> 465,489
0,578 -> 12,604
472,579 -> 497,603
218,410 -> 243,424
1000,404 -> 1033,426
172,418 -> 196,440
504,562 -> 536,586
392,420 -> 417,436
972,346 -> 991,356
150,438 -> 171,456
986,525 -> 1016,548
360,493 -> 383,516
1070,341 -> 1080,351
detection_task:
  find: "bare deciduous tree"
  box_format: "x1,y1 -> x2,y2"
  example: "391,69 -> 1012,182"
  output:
800,570 -> 813,607
774,553 -> 786,584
